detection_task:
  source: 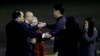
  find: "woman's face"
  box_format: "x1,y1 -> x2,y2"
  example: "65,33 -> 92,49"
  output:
31,16 -> 38,26
85,20 -> 89,28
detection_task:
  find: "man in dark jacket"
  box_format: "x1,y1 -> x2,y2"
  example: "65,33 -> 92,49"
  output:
39,3 -> 66,56
5,11 -> 51,56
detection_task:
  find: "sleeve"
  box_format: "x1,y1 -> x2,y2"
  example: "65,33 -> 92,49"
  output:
49,18 -> 66,36
46,23 -> 55,29
82,28 -> 97,43
90,28 -> 98,41
22,23 -> 42,38
31,25 -> 39,31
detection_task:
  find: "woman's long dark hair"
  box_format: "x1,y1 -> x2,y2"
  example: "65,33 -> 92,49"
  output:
83,17 -> 95,37
65,16 -> 76,28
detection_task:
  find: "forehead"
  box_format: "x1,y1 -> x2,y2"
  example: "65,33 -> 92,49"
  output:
33,16 -> 38,20
85,20 -> 88,22
26,12 -> 34,16
85,20 -> 88,23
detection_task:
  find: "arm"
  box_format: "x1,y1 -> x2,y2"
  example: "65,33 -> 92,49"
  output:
22,23 -> 42,38
49,18 -> 66,36
46,23 -> 55,29
82,28 -> 97,43
31,25 -> 39,31
90,28 -> 97,41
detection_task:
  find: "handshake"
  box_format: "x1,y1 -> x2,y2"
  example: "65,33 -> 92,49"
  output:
31,32 -> 52,44
43,32 -> 52,38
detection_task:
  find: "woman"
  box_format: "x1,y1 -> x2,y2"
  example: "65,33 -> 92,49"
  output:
31,16 -> 46,56
80,17 -> 98,56
56,16 -> 81,56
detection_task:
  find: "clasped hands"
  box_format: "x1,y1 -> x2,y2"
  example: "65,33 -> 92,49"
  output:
31,32 -> 52,44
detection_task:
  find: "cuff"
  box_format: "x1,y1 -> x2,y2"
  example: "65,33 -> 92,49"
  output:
42,33 -> 45,38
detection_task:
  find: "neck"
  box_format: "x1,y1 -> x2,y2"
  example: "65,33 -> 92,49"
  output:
15,18 -> 23,23
25,19 -> 30,24
56,14 -> 63,18
15,19 -> 20,22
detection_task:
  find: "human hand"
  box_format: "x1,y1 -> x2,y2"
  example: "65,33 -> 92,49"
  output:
44,32 -> 51,39
31,38 -> 36,44
37,22 -> 46,28
50,37 -> 55,40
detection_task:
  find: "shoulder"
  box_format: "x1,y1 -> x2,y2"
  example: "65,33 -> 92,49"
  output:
21,22 -> 27,26
58,16 -> 66,23
61,16 -> 66,20
6,20 -> 14,27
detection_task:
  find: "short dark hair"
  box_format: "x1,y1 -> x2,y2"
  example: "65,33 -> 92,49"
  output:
12,11 -> 21,19
66,16 -> 76,23
53,3 -> 64,14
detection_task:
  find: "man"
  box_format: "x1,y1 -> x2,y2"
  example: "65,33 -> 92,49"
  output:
5,11 -> 51,56
24,11 -> 46,56
24,11 -> 38,56
40,3 -> 66,56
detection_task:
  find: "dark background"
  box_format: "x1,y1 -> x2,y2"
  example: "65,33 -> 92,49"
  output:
0,0 -> 100,56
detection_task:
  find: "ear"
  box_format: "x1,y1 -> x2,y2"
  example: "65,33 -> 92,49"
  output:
56,10 -> 60,13
17,16 -> 20,19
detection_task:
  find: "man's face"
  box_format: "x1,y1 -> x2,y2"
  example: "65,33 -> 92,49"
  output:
25,12 -> 34,24
19,11 -> 24,22
53,9 -> 59,18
